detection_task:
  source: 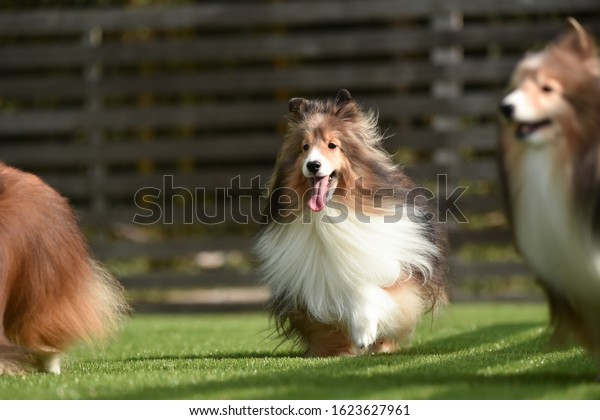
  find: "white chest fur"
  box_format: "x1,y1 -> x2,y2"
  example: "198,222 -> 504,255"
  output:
512,147 -> 600,303
254,202 -> 437,324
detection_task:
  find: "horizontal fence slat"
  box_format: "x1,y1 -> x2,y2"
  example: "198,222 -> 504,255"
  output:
0,93 -> 501,135
450,261 -> 531,279
121,271 -> 255,289
41,168 -> 271,199
92,227 -> 513,262
458,194 -> 504,214
451,0 -> 600,16
36,160 -> 496,199
0,125 -> 499,169
0,60 -> 517,99
120,262 -> 532,291
2,20 -> 600,70
75,191 -> 505,228
0,102 -> 285,134
0,1 -> 432,35
0,0 -> 598,35
132,301 -> 265,313
406,160 -> 499,183
390,125 -> 498,152
92,236 -> 253,260
449,228 -> 513,247
0,135 -> 281,166
0,27 -> 558,69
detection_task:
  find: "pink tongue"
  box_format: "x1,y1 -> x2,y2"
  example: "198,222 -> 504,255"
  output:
308,176 -> 328,212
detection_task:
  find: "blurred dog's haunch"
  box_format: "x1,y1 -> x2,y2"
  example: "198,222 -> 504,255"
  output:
499,19 -> 600,372
0,163 -> 128,375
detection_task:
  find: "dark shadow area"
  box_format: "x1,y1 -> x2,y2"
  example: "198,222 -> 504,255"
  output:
93,321 -> 599,400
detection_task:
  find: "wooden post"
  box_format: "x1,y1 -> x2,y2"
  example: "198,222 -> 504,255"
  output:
84,25 -> 107,235
430,10 -> 464,228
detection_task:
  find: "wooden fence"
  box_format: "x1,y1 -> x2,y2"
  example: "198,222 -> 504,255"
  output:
1,0 -> 600,311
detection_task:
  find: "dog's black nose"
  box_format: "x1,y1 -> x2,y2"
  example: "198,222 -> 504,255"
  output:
306,160 -> 321,174
499,103 -> 514,119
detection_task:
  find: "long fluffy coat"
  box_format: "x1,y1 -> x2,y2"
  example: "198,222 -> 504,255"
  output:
0,163 -> 127,375
255,90 -> 447,356
499,20 -> 600,372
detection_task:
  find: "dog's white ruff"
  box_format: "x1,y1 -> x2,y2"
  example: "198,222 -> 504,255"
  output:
255,201 -> 437,347
512,146 -> 600,304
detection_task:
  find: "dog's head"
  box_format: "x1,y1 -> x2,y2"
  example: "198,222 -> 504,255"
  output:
500,19 -> 600,146
268,89 -> 392,218
285,89 -> 369,212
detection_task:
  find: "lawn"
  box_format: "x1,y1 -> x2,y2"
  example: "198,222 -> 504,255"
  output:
0,303 -> 598,399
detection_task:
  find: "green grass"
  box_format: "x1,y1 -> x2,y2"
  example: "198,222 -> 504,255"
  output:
1,303 -> 599,399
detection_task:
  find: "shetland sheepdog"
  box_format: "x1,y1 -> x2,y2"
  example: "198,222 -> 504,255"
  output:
499,19 -> 600,371
0,163 -> 127,375
255,90 -> 448,356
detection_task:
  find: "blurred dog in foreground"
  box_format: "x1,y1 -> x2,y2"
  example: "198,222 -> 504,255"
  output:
0,163 -> 127,375
255,90 -> 447,356
499,19 -> 600,372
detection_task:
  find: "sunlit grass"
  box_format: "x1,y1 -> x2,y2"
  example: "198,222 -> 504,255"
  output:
1,304 -> 598,400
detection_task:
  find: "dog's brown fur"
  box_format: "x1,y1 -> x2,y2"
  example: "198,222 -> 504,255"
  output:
257,90 -> 448,356
0,163 -> 127,375
499,20 -> 600,373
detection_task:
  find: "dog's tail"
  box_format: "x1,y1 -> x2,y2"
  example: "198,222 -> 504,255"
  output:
2,248 -> 129,353
0,167 -> 128,352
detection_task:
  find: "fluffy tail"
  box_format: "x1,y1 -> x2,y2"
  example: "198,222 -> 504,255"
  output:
2,248 -> 129,354
0,164 -> 128,353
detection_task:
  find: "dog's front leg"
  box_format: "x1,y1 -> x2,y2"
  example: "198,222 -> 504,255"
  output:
348,285 -> 396,349
350,310 -> 379,350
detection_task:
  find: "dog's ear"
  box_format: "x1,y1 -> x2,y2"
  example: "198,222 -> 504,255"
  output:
334,89 -> 361,120
335,89 -> 353,106
288,97 -> 309,121
559,18 -> 598,60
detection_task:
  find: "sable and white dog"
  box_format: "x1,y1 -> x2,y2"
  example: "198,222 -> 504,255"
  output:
499,19 -> 600,371
0,162 -> 127,375
255,90 -> 448,356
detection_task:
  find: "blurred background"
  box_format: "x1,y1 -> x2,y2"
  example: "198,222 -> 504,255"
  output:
1,0 -> 599,312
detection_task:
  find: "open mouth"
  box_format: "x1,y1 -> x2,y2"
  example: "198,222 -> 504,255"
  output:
515,119 -> 552,140
307,171 -> 337,212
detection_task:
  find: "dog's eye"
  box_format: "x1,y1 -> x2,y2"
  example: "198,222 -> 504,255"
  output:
328,143 -> 337,149
302,144 -> 309,152
541,84 -> 553,93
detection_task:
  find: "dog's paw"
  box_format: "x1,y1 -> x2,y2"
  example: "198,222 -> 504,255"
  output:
350,315 -> 379,349
1,346 -> 61,375
32,352 -> 61,375
0,357 -> 30,376
0,345 -> 34,376
369,338 -> 397,354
